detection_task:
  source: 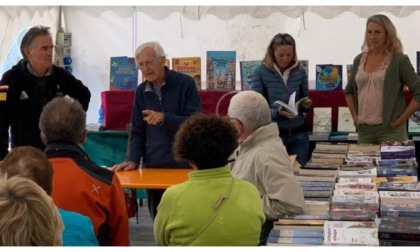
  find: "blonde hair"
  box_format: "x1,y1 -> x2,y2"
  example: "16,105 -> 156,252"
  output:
0,176 -> 63,246
262,33 -> 298,70
362,14 -> 403,55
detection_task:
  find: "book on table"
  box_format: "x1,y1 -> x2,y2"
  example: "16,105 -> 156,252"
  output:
378,216 -> 420,241
239,59 -> 261,90
315,64 -> 343,91
337,106 -> 356,132
172,56 -> 201,91
206,50 -> 236,91
273,91 -> 308,117
323,220 -> 379,246
109,56 -> 138,91
313,107 -> 332,133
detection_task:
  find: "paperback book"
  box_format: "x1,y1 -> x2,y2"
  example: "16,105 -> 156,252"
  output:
315,64 -> 343,91
172,57 -> 201,91
323,220 -> 379,246
337,107 -> 356,132
408,111 -> 420,133
269,229 -> 323,238
239,60 -> 261,90
378,216 -> 420,241
206,51 -> 236,90
110,56 -> 138,91
267,237 -> 323,245
273,91 -> 309,117
313,107 -> 332,133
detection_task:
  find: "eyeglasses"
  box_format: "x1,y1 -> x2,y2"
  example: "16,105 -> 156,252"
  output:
272,34 -> 295,45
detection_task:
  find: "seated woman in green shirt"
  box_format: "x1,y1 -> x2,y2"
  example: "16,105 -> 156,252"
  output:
154,114 -> 265,246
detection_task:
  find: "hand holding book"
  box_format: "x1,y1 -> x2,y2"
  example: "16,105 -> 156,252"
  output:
274,91 -> 310,118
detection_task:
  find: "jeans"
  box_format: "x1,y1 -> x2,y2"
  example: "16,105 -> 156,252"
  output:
280,131 -> 310,166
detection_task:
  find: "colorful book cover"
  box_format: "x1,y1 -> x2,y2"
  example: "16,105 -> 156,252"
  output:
172,57 -> 201,91
110,56 -> 138,91
239,60 -> 261,90
373,176 -> 417,184
315,64 -> 343,90
206,51 -> 236,90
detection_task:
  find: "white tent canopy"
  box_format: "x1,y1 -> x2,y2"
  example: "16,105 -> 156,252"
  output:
0,6 -> 420,124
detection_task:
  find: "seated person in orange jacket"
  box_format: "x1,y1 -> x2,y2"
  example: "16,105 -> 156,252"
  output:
39,96 -> 129,246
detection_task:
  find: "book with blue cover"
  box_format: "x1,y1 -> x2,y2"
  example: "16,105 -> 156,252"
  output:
239,59 -> 261,90
267,237 -> 324,245
110,56 -> 138,91
315,64 -> 343,91
269,229 -> 323,238
206,51 -> 236,90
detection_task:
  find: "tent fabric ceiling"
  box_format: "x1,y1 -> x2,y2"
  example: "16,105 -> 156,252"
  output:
1,6 -> 420,124
134,6 -> 420,20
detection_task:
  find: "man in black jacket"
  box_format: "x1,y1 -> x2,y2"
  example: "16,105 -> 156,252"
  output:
0,25 -> 91,160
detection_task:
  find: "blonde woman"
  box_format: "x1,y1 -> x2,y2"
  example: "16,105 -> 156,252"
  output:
0,176 -> 63,246
345,14 -> 420,144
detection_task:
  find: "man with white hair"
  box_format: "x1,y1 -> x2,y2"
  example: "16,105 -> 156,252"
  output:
113,41 -> 202,220
227,90 -> 307,245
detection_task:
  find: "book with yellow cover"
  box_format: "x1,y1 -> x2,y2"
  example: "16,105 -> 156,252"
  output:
172,57 -> 201,91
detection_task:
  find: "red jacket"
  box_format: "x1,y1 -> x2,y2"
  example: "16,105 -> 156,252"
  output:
47,143 -> 129,246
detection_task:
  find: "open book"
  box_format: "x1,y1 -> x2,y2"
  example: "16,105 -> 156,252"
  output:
273,92 -> 308,117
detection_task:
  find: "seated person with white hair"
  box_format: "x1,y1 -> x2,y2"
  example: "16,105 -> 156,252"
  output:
227,90 -> 307,245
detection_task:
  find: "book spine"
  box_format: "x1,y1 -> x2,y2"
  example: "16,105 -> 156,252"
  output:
379,239 -> 420,246
380,210 -> 420,218
269,230 -> 324,238
378,232 -> 420,241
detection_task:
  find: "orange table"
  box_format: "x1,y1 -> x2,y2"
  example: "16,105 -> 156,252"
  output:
116,168 -> 192,189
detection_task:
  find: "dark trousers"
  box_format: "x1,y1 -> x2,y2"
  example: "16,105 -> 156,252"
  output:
259,219 -> 274,246
146,189 -> 165,221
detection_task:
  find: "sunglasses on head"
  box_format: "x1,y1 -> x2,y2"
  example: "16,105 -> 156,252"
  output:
272,34 -> 295,45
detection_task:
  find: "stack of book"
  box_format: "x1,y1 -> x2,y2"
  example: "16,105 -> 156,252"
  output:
378,216 -> 420,246
377,141 -> 418,179
374,158 -> 418,183
345,144 -> 381,167
269,217 -> 325,246
309,142 -> 348,165
299,181 -> 335,200
378,182 -> 420,218
330,181 -> 379,221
